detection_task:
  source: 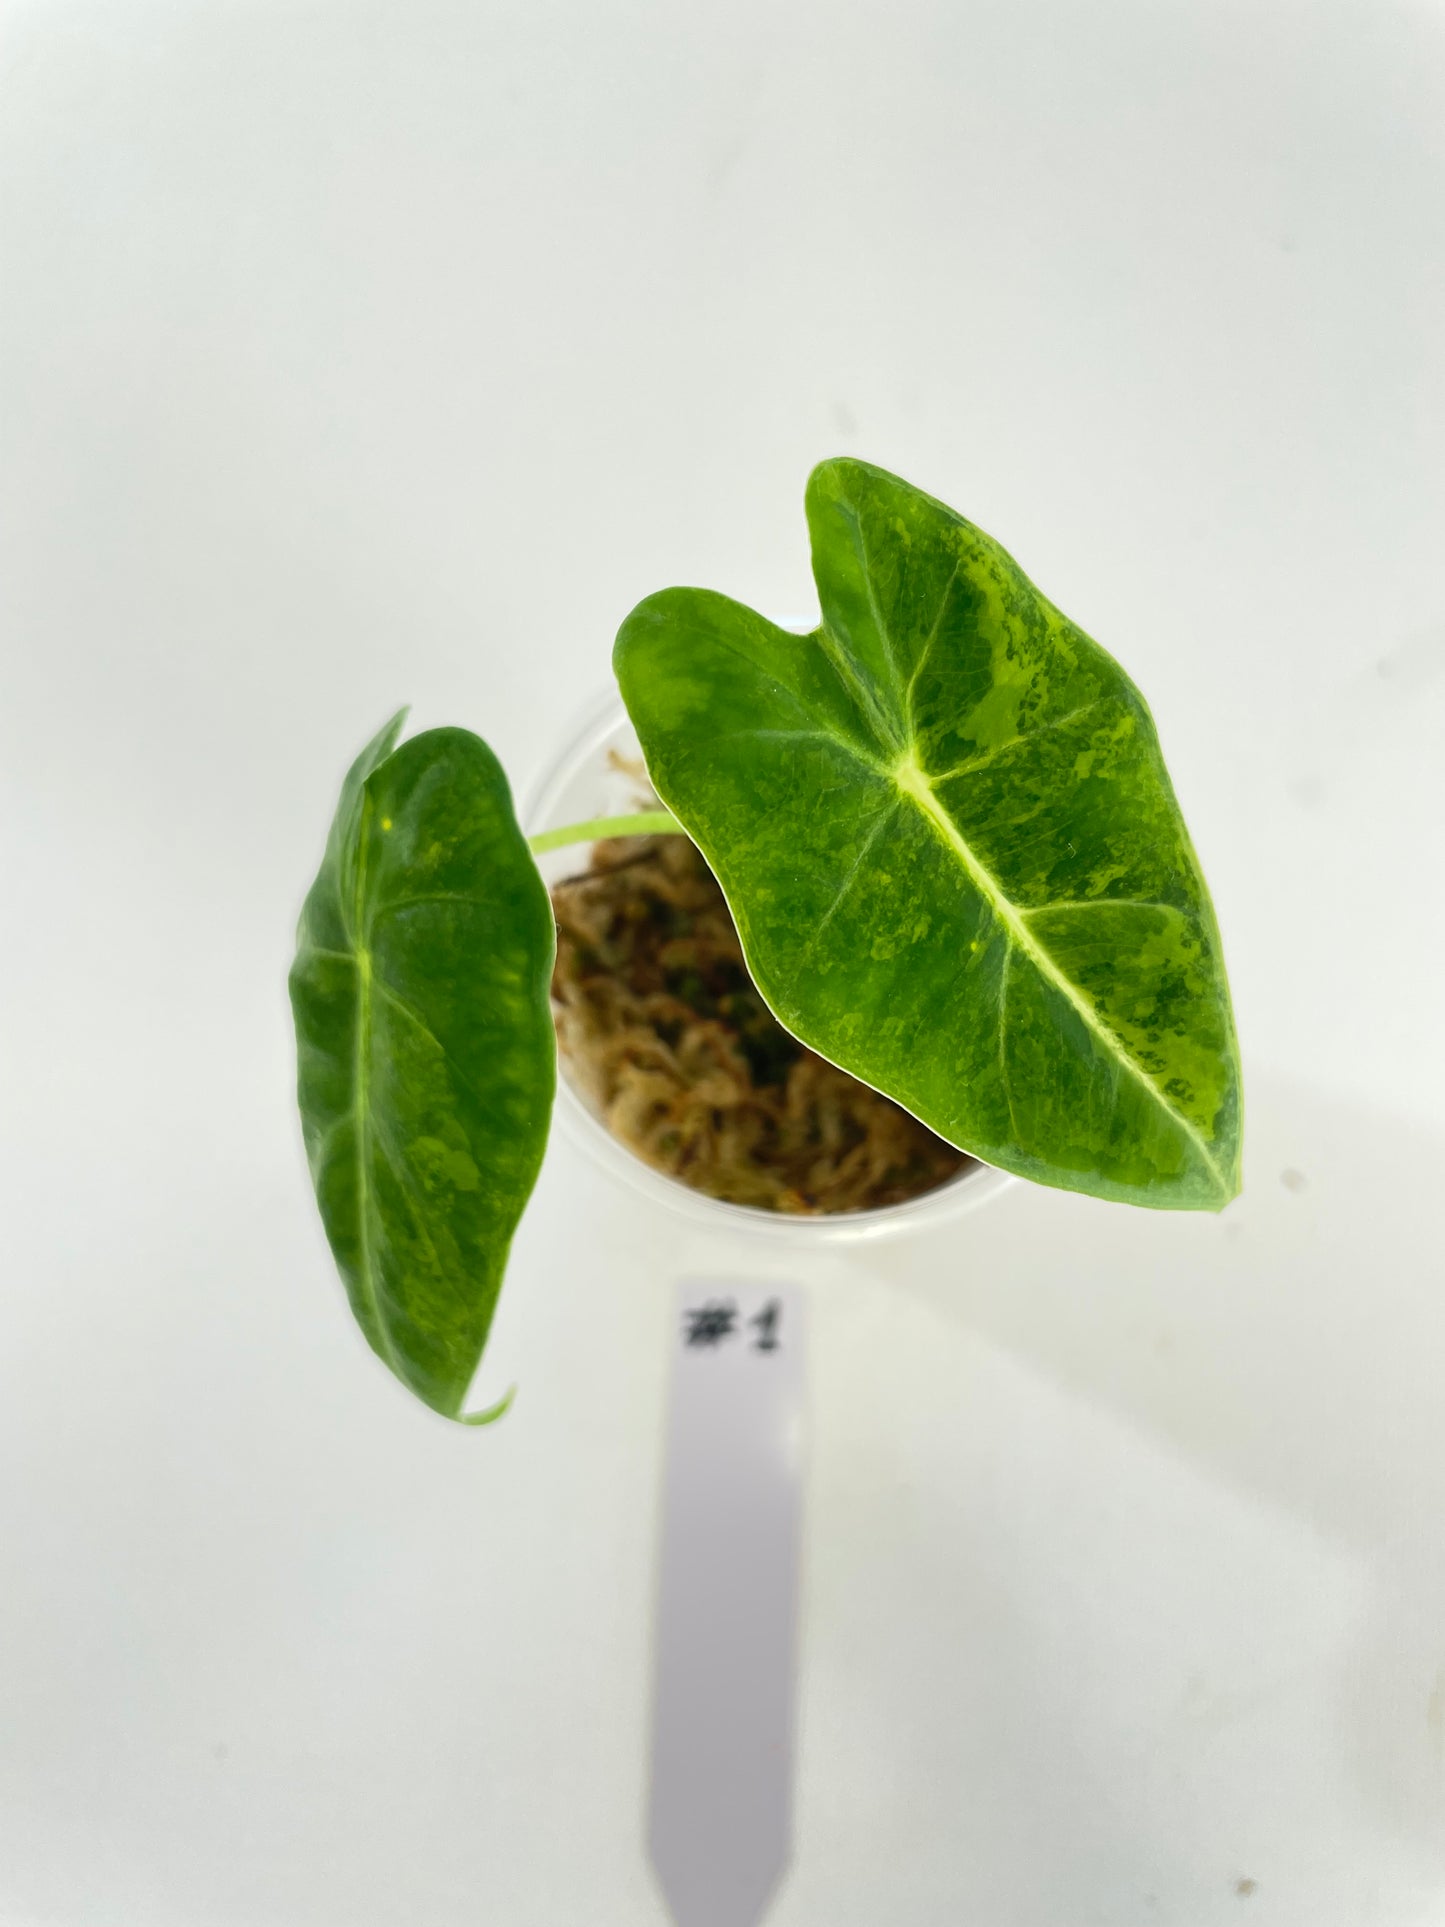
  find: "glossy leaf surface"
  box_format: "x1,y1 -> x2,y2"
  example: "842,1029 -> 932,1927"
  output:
615,460 -> 1241,1209
289,716 -> 556,1416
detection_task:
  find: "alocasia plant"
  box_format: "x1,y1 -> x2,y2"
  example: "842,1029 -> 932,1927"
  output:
290,459 -> 1241,1420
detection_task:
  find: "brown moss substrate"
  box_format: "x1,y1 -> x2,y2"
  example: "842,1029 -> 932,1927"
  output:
549,833 -> 974,1215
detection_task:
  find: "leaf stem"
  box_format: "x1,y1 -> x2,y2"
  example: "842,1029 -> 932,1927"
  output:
526,809 -> 685,855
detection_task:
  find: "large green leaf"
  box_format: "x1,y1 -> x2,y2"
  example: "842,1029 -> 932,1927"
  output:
614,459 -> 1241,1210
289,715 -> 556,1417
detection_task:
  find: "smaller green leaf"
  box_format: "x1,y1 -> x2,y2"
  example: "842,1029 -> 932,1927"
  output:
289,716 -> 556,1419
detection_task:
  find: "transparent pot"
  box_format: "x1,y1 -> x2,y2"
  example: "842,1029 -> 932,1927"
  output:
524,687 -> 1012,1244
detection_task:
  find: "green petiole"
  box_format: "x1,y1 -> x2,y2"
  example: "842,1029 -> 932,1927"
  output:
526,809 -> 684,855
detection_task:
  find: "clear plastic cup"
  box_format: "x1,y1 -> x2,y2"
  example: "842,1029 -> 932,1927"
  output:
524,687 -> 1012,1244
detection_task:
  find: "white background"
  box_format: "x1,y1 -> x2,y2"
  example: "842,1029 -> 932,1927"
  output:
2,2 -> 1444,1921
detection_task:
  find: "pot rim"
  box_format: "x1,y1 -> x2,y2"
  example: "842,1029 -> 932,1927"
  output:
524,684 -> 1013,1245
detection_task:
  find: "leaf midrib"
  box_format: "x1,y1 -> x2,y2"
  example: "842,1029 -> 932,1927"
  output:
890,753 -> 1226,1196
676,618 -> 1226,1193
349,792 -> 407,1383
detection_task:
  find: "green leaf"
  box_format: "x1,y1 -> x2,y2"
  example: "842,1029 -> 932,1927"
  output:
614,459 -> 1241,1210
289,715 -> 556,1417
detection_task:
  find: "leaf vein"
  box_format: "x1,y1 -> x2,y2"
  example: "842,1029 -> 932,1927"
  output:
838,500 -> 907,703
895,761 -> 1226,1193
997,945 -> 1019,1141
369,975 -> 496,1118
1019,897 -> 1185,919
351,796 -> 406,1383
791,799 -> 901,975
927,697 -> 1113,783
368,1115 -> 455,1294
904,561 -> 962,727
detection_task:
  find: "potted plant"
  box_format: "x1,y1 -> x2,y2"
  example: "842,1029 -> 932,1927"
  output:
289,458 -> 1241,1422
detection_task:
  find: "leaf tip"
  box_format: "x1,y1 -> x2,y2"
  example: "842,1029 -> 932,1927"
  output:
804,453 -> 858,506
1202,1150 -> 1244,1214
455,1382 -> 517,1428
378,704 -> 410,756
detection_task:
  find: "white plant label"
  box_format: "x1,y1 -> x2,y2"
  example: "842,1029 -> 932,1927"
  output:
647,1279 -> 806,1927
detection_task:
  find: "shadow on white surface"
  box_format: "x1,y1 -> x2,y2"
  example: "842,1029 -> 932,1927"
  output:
792,1069 -> 1445,1924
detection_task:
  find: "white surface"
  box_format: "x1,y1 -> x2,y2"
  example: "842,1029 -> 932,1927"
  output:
2,2 -> 1443,1922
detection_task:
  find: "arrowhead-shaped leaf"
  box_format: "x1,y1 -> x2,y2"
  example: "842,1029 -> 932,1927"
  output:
615,459 -> 1241,1210
289,716 -> 556,1416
